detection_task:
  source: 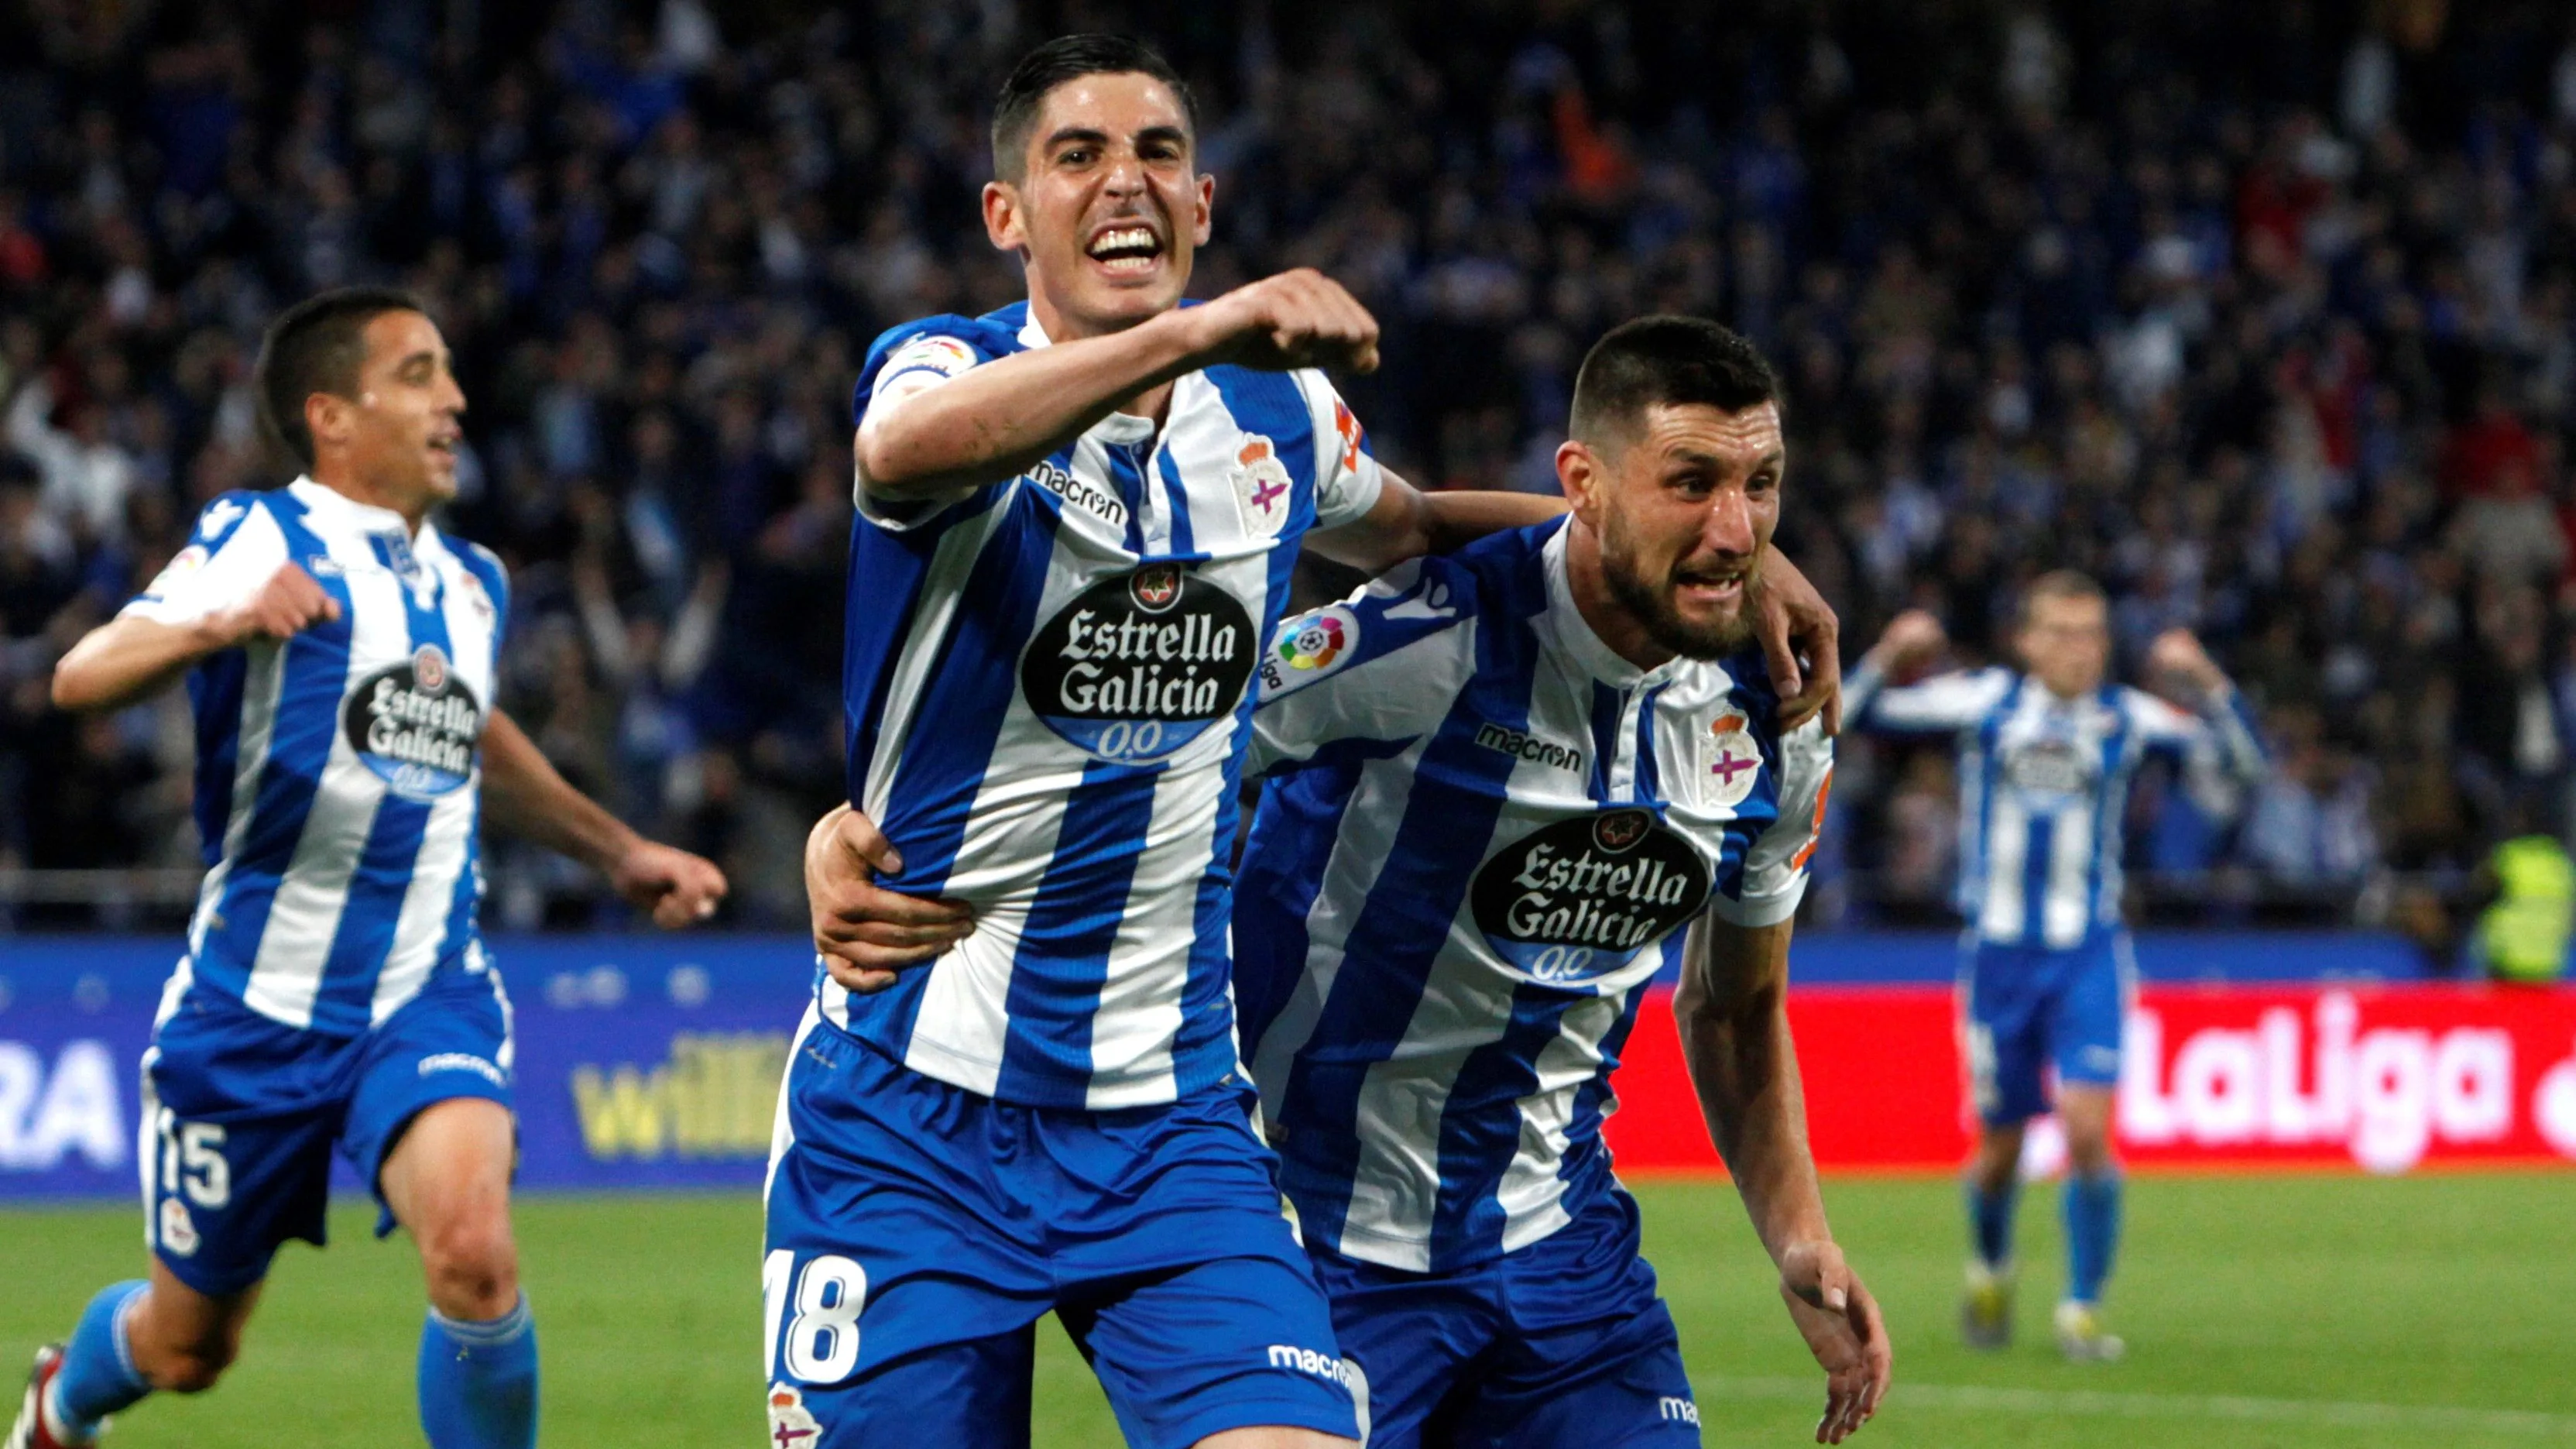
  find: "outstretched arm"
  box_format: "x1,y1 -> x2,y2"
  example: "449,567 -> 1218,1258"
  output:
1674,912 -> 1892,1444
53,561 -> 341,713
857,269 -> 1381,505
480,709 -> 727,928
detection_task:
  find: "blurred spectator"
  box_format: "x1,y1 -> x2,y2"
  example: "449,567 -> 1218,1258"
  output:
1,0 -> 2574,932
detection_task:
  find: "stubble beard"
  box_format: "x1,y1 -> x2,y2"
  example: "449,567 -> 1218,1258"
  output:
1600,516 -> 1761,662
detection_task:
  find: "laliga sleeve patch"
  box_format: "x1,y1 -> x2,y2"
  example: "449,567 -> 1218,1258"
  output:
1256,606 -> 1360,699
880,334 -> 978,381
144,544 -> 210,597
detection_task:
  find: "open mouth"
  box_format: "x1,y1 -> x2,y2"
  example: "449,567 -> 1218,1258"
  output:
1675,567 -> 1749,607
1085,223 -> 1165,276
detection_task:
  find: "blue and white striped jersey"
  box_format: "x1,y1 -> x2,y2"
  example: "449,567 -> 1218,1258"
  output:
830,301 -> 1386,1110
1233,518 -> 1831,1272
1845,664 -> 2264,948
124,479 -> 509,1036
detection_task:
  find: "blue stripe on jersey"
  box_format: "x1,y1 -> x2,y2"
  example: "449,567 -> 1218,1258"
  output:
201,496 -> 356,994
186,650 -> 248,870
1154,449 -> 1196,558
310,556 -> 452,1026
1556,977 -> 1649,1197
837,489 -> 1002,807
994,759 -> 1167,1100
1633,684 -> 1668,803
866,491 -> 1059,894
1107,441 -> 1150,555
1586,682 -> 1621,804
1278,571 -> 1547,1252
1427,983 -> 1587,1262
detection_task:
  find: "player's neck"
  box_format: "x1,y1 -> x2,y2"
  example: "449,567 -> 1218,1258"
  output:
1025,290 -> 1178,426
1564,520 -> 1676,672
308,463 -> 430,535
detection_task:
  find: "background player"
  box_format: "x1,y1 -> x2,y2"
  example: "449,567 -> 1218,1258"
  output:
1845,577 -> 2263,1359
765,36 -> 1844,1449
11,288 -> 726,1449
1231,317 -> 1889,1446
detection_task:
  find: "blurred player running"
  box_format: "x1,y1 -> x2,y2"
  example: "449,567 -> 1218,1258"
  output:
765,35 -> 1843,1449
1846,575 -> 2263,1359
9,288 -> 726,1449
1229,318 -> 1888,1446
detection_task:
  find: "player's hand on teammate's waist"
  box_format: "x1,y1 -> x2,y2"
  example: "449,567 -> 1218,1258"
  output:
1777,1238 -> 1892,1444
610,840 -> 729,929
807,803 -> 974,994
1754,552 -> 1843,736
213,562 -> 342,646
1189,267 -> 1381,375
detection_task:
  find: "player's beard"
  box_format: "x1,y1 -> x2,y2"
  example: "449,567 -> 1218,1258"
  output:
1600,513 -> 1761,662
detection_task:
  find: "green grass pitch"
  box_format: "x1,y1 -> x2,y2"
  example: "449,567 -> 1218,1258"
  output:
5,1173 -> 2573,1447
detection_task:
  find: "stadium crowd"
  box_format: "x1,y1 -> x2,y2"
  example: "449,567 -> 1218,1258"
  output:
3,0 -> 2575,940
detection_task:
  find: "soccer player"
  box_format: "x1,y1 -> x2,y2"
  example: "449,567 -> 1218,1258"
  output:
765,36 -> 1842,1449
9,287 -> 727,1449
1845,578 -> 2263,1359
1226,317 -> 1888,1446
808,318 -> 1890,1447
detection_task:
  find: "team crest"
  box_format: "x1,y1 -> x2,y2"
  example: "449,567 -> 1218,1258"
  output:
1698,712 -> 1763,810
159,1198 -> 199,1256
413,644 -> 450,690
1130,563 -> 1183,613
765,1383 -> 820,1446
1593,809 -> 1652,853
1231,435 -> 1294,537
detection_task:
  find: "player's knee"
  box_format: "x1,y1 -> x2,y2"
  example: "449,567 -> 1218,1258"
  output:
418,1214 -> 520,1315
145,1337 -> 238,1395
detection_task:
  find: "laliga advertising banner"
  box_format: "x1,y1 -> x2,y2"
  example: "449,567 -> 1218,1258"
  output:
3,935 -> 2572,1201
1602,984 -> 2576,1174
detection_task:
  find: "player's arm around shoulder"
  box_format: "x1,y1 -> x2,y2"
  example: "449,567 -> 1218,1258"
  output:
53,493 -> 338,713
477,706 -> 726,929
1247,555 -> 1483,776
1676,905 -> 1891,1444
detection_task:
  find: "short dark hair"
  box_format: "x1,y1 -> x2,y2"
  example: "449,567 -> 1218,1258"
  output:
2019,568 -> 2107,624
990,34 -> 1197,181
1568,316 -> 1780,449
254,286 -> 426,472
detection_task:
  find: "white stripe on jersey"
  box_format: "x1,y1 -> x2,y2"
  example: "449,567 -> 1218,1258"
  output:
1491,990 -> 1627,1255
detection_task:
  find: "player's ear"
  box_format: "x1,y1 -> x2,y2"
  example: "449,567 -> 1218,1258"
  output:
1556,439 -> 1604,521
305,391 -> 349,455
983,179 -> 1025,255
1190,170 -> 1213,247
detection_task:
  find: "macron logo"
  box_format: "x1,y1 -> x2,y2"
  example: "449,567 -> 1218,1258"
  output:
1266,1344 -> 1357,1390
417,1053 -> 507,1087
1474,722 -> 1582,774
1660,1396 -> 1700,1426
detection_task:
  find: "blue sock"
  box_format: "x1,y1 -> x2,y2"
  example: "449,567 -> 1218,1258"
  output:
417,1296 -> 538,1449
1967,1180 -> 2018,1269
50,1280 -> 151,1440
2063,1171 -> 2123,1305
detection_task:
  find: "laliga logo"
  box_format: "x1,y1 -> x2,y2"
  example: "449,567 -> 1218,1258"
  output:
2119,993 -> 2522,1174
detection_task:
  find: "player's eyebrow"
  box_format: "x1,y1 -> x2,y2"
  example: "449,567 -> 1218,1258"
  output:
1042,125 -> 1111,153
1667,447 -> 1784,474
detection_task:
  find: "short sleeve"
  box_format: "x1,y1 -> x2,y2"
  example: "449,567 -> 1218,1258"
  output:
1247,555 -> 1478,776
1709,718 -> 1833,928
1300,373 -> 1386,530
121,493 -> 287,627
850,316 -> 1006,530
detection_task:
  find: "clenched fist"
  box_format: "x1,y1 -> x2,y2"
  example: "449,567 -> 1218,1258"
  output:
1188,267 -> 1381,374
214,563 -> 342,646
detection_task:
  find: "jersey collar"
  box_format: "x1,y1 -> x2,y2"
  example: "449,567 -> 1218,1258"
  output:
1540,524 -> 1688,689
287,475 -> 428,541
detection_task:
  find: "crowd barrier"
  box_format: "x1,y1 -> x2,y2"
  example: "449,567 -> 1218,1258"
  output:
0,933 -> 2563,1202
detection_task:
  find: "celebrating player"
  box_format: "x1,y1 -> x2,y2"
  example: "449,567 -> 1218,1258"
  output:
763,36 -> 1843,1449
1230,318 -> 1888,1446
1845,577 -> 2263,1359
811,318 -> 1890,1447
10,288 -> 727,1449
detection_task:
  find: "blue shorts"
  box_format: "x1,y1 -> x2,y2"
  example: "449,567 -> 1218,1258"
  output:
1310,1188 -> 1700,1448
139,965 -> 517,1297
1960,931 -> 2132,1126
760,1009 -> 1357,1449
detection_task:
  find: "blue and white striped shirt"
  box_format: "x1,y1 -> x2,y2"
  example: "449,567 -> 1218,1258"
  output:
828,301 -> 1385,1110
1234,519 -> 1831,1272
1845,663 -> 2264,948
126,479 -> 509,1035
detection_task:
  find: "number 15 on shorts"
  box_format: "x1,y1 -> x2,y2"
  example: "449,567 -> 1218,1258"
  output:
764,1250 -> 870,1382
